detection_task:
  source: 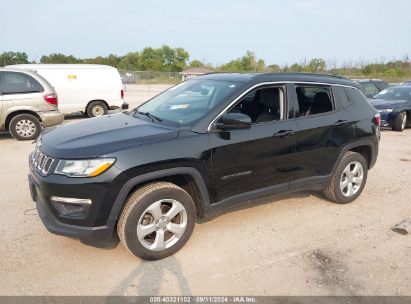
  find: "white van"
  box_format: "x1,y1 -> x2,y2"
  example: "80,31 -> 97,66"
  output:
6,64 -> 128,117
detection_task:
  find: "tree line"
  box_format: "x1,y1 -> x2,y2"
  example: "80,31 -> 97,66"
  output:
1,46 -> 410,82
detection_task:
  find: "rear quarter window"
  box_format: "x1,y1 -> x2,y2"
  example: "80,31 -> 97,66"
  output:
1,71 -> 44,94
344,87 -> 368,104
333,86 -> 350,109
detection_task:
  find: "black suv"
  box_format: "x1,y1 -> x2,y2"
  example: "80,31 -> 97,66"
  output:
28,73 -> 380,260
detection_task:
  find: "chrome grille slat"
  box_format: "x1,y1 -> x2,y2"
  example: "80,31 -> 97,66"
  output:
30,147 -> 55,175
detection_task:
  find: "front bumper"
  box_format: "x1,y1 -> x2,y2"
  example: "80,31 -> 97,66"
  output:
28,169 -> 118,241
39,110 -> 64,127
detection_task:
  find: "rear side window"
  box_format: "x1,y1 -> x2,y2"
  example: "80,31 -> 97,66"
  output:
332,86 -> 350,109
361,82 -> 379,97
295,85 -> 334,117
345,87 -> 368,104
0,72 -> 43,94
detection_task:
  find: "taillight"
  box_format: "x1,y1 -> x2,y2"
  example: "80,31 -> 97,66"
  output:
44,93 -> 58,106
375,113 -> 381,126
121,89 -> 124,99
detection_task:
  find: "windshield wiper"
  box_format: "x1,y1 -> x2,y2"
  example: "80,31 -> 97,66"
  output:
134,110 -> 162,122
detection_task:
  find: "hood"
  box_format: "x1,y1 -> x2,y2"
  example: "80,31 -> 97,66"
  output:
370,99 -> 410,109
40,112 -> 179,158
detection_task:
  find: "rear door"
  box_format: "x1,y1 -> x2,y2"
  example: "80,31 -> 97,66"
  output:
289,83 -> 354,189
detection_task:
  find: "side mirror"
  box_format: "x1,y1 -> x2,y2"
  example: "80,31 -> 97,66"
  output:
214,112 -> 252,131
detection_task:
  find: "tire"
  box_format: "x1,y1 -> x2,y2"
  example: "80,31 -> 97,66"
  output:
9,114 -> 41,141
323,151 -> 368,204
86,101 -> 108,118
117,182 -> 197,260
392,111 -> 407,132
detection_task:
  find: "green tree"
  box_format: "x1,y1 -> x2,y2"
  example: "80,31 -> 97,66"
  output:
219,51 -> 265,72
189,60 -> 205,68
118,52 -> 140,70
306,58 -> 326,72
40,53 -> 82,64
0,52 -> 29,66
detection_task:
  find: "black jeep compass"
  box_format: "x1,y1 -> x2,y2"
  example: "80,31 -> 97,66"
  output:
28,73 -> 380,260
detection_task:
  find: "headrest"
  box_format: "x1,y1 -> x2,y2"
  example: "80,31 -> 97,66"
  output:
260,89 -> 279,108
313,92 -> 331,108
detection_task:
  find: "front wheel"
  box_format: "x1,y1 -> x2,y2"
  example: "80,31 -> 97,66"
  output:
117,182 -> 196,260
9,114 -> 41,140
323,151 -> 368,204
392,111 -> 407,131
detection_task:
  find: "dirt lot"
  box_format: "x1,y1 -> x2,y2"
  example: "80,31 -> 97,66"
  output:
0,89 -> 410,295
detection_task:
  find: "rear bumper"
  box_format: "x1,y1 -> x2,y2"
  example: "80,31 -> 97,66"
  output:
39,110 -> 64,127
109,102 -> 129,110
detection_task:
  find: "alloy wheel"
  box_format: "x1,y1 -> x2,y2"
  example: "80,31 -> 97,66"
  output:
401,113 -> 407,130
15,119 -> 37,138
340,161 -> 364,197
137,199 -> 188,251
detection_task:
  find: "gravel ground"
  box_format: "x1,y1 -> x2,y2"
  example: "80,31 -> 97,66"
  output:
0,97 -> 410,295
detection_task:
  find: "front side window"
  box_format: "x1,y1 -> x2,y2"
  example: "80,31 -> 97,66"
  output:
1,72 -> 43,94
295,85 -> 334,117
137,79 -> 241,126
228,87 -> 284,123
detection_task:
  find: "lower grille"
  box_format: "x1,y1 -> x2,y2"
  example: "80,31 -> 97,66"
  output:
31,148 -> 55,175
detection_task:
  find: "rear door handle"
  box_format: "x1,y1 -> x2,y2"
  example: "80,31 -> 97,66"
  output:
274,130 -> 295,138
334,120 -> 349,126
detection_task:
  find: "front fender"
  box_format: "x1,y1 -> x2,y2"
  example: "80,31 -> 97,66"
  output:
106,167 -> 212,227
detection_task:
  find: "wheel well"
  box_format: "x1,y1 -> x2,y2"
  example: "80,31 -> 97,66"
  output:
126,174 -> 205,218
5,110 -> 41,130
86,100 -> 109,112
349,145 -> 371,168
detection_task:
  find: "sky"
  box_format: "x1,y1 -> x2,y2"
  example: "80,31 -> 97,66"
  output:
1,0 -> 411,67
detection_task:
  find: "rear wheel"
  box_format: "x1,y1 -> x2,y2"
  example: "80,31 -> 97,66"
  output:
117,182 -> 196,260
392,111 -> 407,131
9,114 -> 41,140
323,151 -> 368,204
86,101 -> 108,118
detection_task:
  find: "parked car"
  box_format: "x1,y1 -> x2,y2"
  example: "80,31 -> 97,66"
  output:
370,86 -> 411,131
399,80 -> 411,86
354,79 -> 389,98
28,73 -> 380,260
7,64 -> 129,117
0,68 -> 64,140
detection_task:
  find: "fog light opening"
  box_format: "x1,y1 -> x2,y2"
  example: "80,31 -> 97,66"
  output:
50,196 -> 92,218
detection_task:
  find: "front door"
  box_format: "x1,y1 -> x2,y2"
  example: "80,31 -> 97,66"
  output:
209,84 -> 298,204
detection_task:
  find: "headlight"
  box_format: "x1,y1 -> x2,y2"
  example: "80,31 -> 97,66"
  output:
378,109 -> 393,113
55,158 -> 115,177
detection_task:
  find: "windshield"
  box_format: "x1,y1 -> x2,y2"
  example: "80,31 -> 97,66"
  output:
373,87 -> 411,100
137,79 -> 241,126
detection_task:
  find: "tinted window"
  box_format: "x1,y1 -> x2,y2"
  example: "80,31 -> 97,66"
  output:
373,87 -> 411,100
295,85 -> 334,117
345,87 -> 368,103
1,72 -> 43,94
333,86 -> 350,109
361,82 -> 379,97
229,87 -> 284,123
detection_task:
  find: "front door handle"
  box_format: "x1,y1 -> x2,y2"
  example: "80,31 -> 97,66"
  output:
334,120 -> 349,126
274,130 -> 295,138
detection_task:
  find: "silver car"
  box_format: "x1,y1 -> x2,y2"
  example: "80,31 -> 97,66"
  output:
0,68 -> 64,140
